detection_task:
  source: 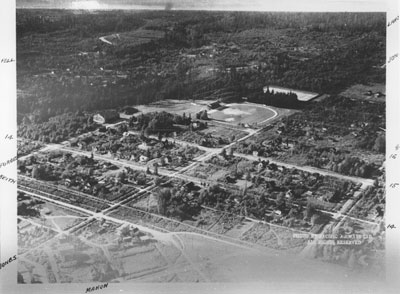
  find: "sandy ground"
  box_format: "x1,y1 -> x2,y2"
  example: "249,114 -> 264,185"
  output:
18,215 -> 384,284
173,233 -> 383,283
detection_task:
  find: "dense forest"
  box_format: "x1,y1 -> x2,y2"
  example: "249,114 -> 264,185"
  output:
17,10 -> 385,121
248,88 -> 303,109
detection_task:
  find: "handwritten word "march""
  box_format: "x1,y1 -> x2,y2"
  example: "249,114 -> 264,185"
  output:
0,255 -> 17,270
85,283 -> 108,293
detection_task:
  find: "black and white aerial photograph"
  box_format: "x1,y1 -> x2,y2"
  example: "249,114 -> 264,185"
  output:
3,0 -> 396,292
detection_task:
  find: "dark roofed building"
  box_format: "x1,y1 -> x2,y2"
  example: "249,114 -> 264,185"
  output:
122,107 -> 138,115
207,101 -> 221,109
93,110 -> 119,124
120,107 -> 139,120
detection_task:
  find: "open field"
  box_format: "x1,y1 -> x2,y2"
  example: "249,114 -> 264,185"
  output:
184,163 -> 228,181
176,124 -> 248,148
175,233 -> 382,283
339,83 -> 385,102
135,100 -> 277,127
18,213 -> 384,284
240,223 -> 308,252
301,218 -> 385,274
18,220 -> 58,255
18,219 -> 186,283
100,29 -> 165,47
18,195 -> 88,231
134,100 -> 209,118
208,103 -> 277,125
118,190 -> 323,251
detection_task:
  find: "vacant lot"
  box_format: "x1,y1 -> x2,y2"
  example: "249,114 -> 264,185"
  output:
184,163 -> 228,181
176,233 -> 379,283
339,83 -> 385,102
177,123 -> 248,148
100,29 -> 165,47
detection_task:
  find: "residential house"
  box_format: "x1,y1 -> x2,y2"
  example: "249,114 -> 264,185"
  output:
138,142 -> 149,151
65,178 -> 72,187
257,161 -> 265,172
364,90 -> 373,96
139,155 -> 149,162
123,236 -> 132,243
285,190 -> 293,199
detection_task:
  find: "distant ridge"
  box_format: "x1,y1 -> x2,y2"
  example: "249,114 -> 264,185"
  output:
15,0 -> 386,12
16,0 -> 215,10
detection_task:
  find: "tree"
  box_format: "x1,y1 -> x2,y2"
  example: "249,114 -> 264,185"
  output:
140,125 -> 145,139
245,170 -> 252,182
17,272 -> 25,284
200,110 -> 208,120
153,163 -> 159,175
236,160 -> 253,176
220,148 -> 227,158
120,225 -> 131,237
372,134 -> 385,153
276,192 -> 286,209
31,165 -> 42,179
154,176 -> 162,186
311,213 -> 320,226
304,202 -> 315,220
116,171 -> 126,183
144,127 -> 151,138
156,188 -> 171,215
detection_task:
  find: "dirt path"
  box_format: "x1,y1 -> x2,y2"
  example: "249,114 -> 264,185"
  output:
47,250 -> 61,282
99,36 -> 112,45
269,227 -> 283,247
50,218 -> 62,232
171,234 -> 210,282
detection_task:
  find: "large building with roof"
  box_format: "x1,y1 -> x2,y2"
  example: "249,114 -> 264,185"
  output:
93,110 -> 119,124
